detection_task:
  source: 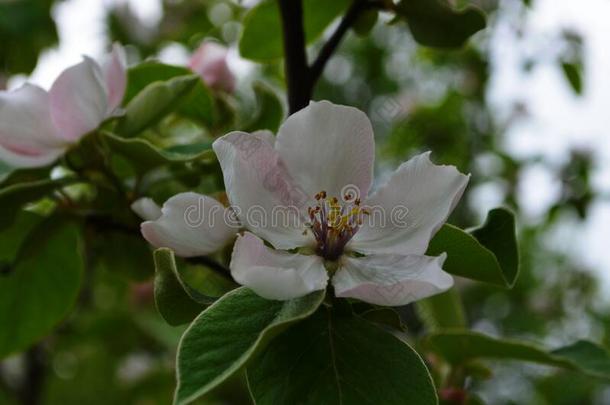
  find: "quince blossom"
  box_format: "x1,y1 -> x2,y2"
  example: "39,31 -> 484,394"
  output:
0,45 -> 126,168
188,40 -> 235,93
212,101 -> 470,306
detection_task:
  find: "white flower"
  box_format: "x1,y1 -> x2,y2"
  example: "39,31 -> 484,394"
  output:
0,44 -> 127,168
212,101 -> 470,305
132,193 -> 237,258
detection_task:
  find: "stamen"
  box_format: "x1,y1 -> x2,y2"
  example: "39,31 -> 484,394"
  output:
306,190 -> 367,261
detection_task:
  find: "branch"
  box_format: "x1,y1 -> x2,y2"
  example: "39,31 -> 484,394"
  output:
278,0 -> 312,114
310,0 -> 372,86
19,344 -> 46,405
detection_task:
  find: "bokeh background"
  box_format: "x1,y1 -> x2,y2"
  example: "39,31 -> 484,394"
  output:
1,0 -> 610,403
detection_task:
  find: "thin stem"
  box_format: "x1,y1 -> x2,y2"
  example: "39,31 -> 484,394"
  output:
19,344 -> 46,405
310,0 -> 371,86
278,0 -> 312,114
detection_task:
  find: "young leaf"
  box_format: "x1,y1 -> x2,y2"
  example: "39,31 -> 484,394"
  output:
174,287 -> 325,405
124,61 -> 215,125
426,331 -> 610,380
239,0 -> 350,62
396,0 -> 486,48
116,75 -> 200,137
153,248 -> 207,327
102,132 -> 215,174
0,221 -> 83,358
247,310 -> 438,405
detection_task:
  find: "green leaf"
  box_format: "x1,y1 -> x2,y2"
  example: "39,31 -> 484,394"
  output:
239,0 -> 350,62
469,208 -> 519,286
427,224 -> 505,286
102,132 -> 215,174
0,221 -> 83,358
396,0 -> 486,48
124,61 -> 215,125
116,75 -> 201,137
417,289 -> 466,330
561,62 -> 583,95
94,230 -> 154,281
0,0 -> 58,74
359,307 -> 406,331
174,287 -> 325,405
0,211 -> 44,271
153,249 -> 207,327
242,82 -> 284,133
0,177 -> 77,230
427,208 -> 518,288
353,9 -> 378,37
426,331 -> 610,380
247,309 -> 437,405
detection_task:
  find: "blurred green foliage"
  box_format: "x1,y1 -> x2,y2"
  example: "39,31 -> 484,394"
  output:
0,0 -> 608,404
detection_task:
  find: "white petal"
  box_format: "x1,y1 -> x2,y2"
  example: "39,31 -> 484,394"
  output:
275,100 -> 374,201
131,197 -> 162,221
230,232 -> 328,300
213,131 -> 312,250
100,43 -> 127,112
333,253 -> 452,306
0,84 -> 66,168
350,152 -> 469,255
140,192 -> 237,257
49,57 -> 109,141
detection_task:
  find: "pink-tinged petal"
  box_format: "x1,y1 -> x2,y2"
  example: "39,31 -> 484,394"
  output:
131,197 -> 162,221
350,152 -> 470,256
189,41 -> 235,93
0,144 -> 64,168
0,84 -> 66,168
213,131 -> 312,250
49,57 -> 108,141
275,100 -> 374,201
101,43 -> 127,112
230,232 -> 328,300
333,253 -> 452,306
140,192 -> 237,257
252,129 -> 276,146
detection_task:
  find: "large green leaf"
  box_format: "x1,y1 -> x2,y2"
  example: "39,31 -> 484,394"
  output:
239,0 -> 350,62
102,132 -> 215,174
123,61 -> 215,125
0,221 -> 84,358
247,309 -> 437,405
153,249 -> 210,326
174,287 -> 325,404
426,331 -> 610,380
427,208 -> 518,288
396,0 -> 486,48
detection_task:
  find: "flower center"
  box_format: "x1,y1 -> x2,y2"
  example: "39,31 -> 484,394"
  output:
306,190 -> 368,261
